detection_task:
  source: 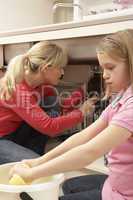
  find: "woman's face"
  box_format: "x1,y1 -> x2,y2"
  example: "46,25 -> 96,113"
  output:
24,65 -> 64,88
97,52 -> 130,93
40,65 -> 64,85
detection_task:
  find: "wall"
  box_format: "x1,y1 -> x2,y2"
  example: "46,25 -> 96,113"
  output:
0,0 -> 54,32
78,0 -> 114,16
0,0 -> 114,32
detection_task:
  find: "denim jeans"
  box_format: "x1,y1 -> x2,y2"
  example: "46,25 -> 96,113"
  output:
60,174 -> 108,200
0,120 -> 50,164
3,122 -> 49,155
0,96 -> 60,164
0,139 -> 39,164
0,121 -> 49,164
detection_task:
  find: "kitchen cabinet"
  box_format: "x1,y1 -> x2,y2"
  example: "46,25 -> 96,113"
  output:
0,14 -> 132,174
0,20 -> 133,45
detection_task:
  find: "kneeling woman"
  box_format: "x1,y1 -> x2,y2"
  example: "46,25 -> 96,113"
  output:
0,41 -> 95,163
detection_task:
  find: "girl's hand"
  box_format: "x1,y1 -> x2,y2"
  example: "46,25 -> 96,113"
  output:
21,157 -> 41,168
9,163 -> 34,183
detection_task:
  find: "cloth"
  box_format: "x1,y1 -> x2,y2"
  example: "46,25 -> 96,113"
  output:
60,174 -> 107,200
100,86 -> 133,200
62,87 -> 85,113
0,81 -> 83,137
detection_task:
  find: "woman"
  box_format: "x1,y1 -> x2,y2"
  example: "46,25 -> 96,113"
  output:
0,41 -> 96,163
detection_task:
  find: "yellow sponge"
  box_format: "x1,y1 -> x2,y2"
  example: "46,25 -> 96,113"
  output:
9,174 -> 26,185
43,176 -> 53,182
9,163 -> 30,185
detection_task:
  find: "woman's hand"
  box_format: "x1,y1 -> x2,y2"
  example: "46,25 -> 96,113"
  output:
9,163 -> 34,183
79,97 -> 98,116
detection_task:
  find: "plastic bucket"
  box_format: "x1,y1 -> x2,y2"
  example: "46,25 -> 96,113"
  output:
0,162 -> 64,200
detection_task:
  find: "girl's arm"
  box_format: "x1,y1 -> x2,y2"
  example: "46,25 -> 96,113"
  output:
12,123 -> 131,182
29,118 -> 107,166
31,124 -> 132,180
11,119 -> 113,180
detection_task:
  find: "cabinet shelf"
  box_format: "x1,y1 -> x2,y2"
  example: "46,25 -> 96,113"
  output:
0,19 -> 133,44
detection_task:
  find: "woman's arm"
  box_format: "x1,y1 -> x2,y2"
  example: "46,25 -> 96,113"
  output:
10,85 -> 97,137
61,87 -> 84,112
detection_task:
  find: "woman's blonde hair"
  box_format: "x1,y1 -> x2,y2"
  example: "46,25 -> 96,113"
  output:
96,29 -> 133,85
0,41 -> 67,99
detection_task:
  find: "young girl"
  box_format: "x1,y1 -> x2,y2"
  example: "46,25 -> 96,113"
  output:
10,29 -> 133,200
0,41 -> 96,163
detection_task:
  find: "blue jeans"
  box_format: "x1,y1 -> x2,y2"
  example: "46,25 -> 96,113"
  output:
0,96 -> 60,164
60,174 -> 108,200
3,122 -> 49,155
0,121 -> 47,164
0,139 -> 39,164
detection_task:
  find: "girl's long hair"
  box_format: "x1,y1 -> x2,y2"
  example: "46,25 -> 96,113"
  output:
96,29 -> 133,86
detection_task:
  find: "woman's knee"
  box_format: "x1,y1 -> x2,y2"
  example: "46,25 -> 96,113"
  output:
0,139 -> 39,164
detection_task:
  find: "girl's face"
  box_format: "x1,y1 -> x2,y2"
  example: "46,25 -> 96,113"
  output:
97,52 -> 130,93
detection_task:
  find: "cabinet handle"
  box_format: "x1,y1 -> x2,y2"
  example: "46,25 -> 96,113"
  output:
20,192 -> 34,200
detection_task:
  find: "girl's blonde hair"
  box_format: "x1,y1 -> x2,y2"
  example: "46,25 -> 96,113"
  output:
0,41 -> 67,99
96,29 -> 133,85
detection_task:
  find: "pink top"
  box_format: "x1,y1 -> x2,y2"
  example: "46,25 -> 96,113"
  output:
100,86 -> 133,200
